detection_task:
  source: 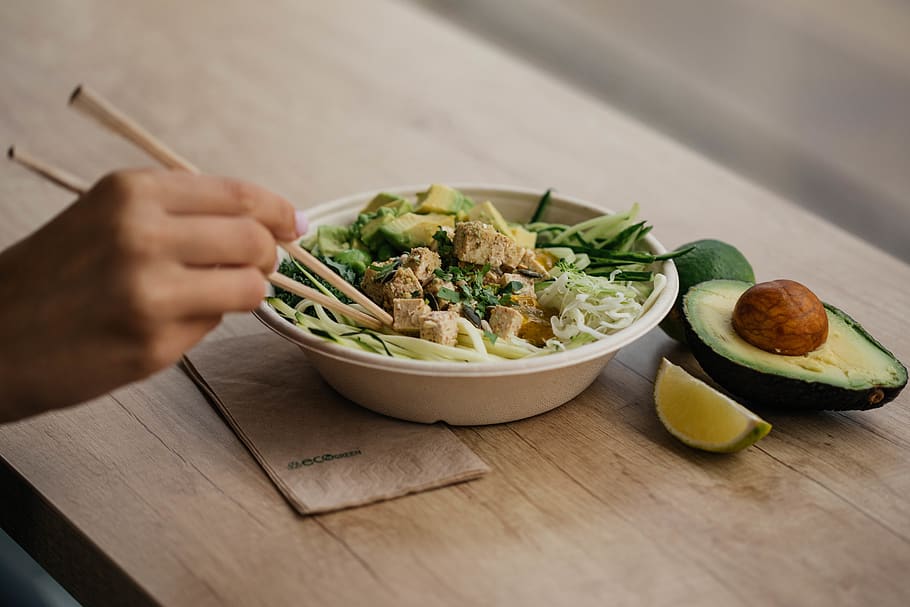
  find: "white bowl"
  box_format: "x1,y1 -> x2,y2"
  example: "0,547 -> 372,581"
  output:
254,185 -> 678,425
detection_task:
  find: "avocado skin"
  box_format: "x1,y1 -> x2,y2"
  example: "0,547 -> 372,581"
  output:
684,303 -> 907,412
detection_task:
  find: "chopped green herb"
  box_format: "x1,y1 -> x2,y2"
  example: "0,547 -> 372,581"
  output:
432,227 -> 455,262
437,287 -> 461,303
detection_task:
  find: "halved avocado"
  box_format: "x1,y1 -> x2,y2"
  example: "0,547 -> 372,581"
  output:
684,279 -> 907,411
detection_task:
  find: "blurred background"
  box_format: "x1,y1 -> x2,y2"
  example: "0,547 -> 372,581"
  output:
415,0 -> 910,262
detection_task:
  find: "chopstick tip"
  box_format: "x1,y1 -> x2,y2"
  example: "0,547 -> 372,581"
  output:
68,84 -> 83,105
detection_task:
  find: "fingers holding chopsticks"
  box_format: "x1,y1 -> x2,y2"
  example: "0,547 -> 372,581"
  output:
85,168 -> 299,276
115,169 -> 307,242
168,215 -> 278,275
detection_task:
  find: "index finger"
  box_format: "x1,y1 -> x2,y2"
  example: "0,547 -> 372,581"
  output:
152,171 -> 304,241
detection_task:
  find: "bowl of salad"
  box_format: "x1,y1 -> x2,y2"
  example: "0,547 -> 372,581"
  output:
254,184 -> 681,425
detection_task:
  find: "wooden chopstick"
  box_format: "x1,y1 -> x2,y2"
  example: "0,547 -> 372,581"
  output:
70,85 -> 199,172
268,274 -> 382,330
68,84 -> 394,327
7,146 -> 89,195
6,146 -> 383,330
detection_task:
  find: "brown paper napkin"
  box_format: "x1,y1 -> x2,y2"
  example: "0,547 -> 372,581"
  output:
181,332 -> 489,515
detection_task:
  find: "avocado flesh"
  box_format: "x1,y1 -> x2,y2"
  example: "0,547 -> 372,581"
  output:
316,225 -> 351,255
415,184 -> 474,217
379,212 -> 455,251
468,200 -> 512,235
362,192 -> 408,213
684,280 -> 907,411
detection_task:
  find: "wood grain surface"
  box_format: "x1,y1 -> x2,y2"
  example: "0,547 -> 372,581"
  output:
1,1 -> 908,606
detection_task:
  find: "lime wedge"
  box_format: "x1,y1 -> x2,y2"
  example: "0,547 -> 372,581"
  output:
654,358 -> 771,453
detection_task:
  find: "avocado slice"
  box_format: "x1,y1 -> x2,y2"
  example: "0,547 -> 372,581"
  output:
316,225 -> 351,255
415,184 -> 474,217
508,224 -> 537,249
362,192 -> 410,213
357,200 -> 416,249
379,212 -> 455,251
468,200 -> 512,235
359,208 -> 397,248
683,279 -> 907,411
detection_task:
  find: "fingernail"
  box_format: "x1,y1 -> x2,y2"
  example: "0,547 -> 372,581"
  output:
295,211 -> 309,237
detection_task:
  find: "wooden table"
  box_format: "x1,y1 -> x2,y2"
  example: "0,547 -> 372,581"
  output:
2,1 -> 909,605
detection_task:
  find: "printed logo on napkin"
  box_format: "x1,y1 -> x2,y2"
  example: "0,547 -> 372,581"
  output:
288,449 -> 363,469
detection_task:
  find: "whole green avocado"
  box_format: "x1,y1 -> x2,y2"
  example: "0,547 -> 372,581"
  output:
660,239 -> 755,343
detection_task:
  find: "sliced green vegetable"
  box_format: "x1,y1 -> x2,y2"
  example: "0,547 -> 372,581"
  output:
529,188 -> 552,223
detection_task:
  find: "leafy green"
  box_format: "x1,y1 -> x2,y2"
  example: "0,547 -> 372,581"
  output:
432,227 -> 455,262
331,249 -> 371,275
274,257 -> 354,308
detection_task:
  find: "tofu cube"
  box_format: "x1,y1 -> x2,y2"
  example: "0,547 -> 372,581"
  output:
392,298 -> 430,334
361,259 -> 398,307
384,267 -> 423,309
495,234 -> 525,269
361,262 -> 423,310
518,249 -> 549,276
402,247 -> 442,284
454,221 -> 498,265
454,221 -> 525,269
489,305 -> 524,339
420,311 -> 460,346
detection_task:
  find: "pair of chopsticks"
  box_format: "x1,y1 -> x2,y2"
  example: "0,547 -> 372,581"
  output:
9,85 -> 393,330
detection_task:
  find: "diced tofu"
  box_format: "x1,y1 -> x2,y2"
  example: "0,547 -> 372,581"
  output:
453,221 -> 524,269
489,305 -> 524,339
392,298 -> 430,334
360,263 -> 423,310
361,259 -> 397,307
384,267 -> 423,308
420,311 -> 460,346
518,249 -> 549,276
402,247 -> 441,284
496,236 -> 525,269
501,273 -> 536,297
453,221 -> 496,265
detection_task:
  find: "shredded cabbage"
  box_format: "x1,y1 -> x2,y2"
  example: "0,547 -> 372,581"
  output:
537,265 -> 667,344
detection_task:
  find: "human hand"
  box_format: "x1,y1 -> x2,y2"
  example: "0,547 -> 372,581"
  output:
0,168 -> 306,422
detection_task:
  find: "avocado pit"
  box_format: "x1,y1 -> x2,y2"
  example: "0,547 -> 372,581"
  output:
732,279 -> 828,356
